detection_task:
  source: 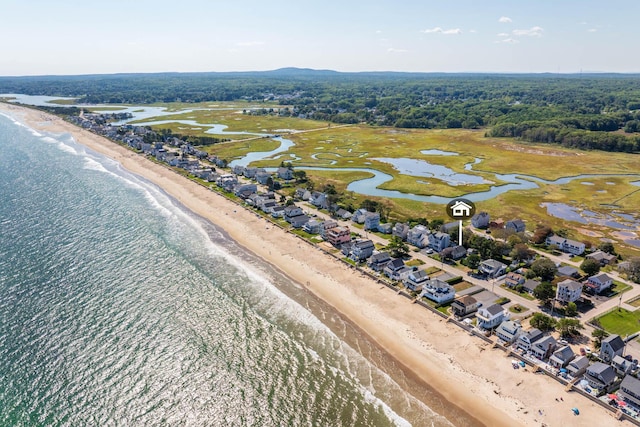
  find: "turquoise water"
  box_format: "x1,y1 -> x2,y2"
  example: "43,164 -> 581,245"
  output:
0,113 -> 468,426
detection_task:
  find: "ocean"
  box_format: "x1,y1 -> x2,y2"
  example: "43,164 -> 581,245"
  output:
0,112 -> 464,427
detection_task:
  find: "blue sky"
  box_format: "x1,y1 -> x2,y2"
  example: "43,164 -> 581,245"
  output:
1,0 -> 639,75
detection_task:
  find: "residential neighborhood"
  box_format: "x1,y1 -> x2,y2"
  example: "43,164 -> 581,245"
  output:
69,110 -> 640,423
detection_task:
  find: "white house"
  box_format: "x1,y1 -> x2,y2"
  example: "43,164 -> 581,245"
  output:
530,335 -> 556,360
584,273 -> 613,294
404,270 -> 429,292
479,259 -> 507,278
471,212 -> 490,229
476,304 -> 506,330
556,279 -> 582,303
495,320 -> 522,344
516,328 -> 544,352
420,278 -> 456,304
545,235 -> 585,255
428,231 -> 450,252
549,345 -> 575,368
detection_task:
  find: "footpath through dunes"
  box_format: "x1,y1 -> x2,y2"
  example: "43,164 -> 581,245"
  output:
1,102 -> 630,427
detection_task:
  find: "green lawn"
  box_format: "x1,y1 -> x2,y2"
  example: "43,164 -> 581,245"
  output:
453,281 -> 474,292
501,284 -> 536,301
596,308 -> 640,336
509,304 -> 530,314
609,280 -> 633,297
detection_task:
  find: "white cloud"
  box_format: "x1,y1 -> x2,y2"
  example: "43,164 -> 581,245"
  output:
375,30 -> 382,34
502,38 -> 519,44
236,41 -> 265,47
469,29 -> 477,33
387,47 -> 408,53
512,26 -> 544,37
421,27 -> 462,35
497,32 -> 509,37
498,16 -> 512,23
588,28 -> 597,33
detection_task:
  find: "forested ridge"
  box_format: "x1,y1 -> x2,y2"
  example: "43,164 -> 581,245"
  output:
2,68 -> 640,152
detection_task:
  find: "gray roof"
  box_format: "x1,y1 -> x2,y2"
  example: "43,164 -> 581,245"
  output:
388,258 -> 405,269
552,345 -> 574,361
603,334 -> 625,352
558,279 -> 582,291
557,265 -> 578,276
587,362 -> 617,385
481,259 -> 507,270
590,273 -> 612,283
533,335 -> 556,349
485,303 -> 504,316
569,355 -> 590,369
621,375 -> 640,397
370,252 -> 391,262
522,279 -> 540,292
525,328 -> 543,342
410,270 -> 429,280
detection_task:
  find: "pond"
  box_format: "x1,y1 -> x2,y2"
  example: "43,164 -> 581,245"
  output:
541,202 -> 639,231
372,157 -> 490,186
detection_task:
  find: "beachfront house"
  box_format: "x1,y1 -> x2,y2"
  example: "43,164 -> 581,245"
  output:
618,375 -> 640,408
586,250 -> 617,266
479,259 -> 507,279
600,334 -> 626,363
367,251 -> 392,272
584,362 -> 617,392
545,235 -> 585,255
476,304 -> 506,330
549,346 -> 575,368
495,320 -> 522,344
567,356 -> 590,377
271,206 -> 286,218
555,279 -> 582,303
403,269 -> 430,292
516,328 -> 544,352
530,335 -> 557,360
326,226 -> 351,247
302,219 -> 322,234
420,279 -> 456,304
284,206 -> 304,222
349,239 -> 375,262
451,295 -> 480,318
384,258 -> 411,281
320,220 -> 339,239
471,212 -> 490,229
290,215 -> 310,229
505,219 -> 526,233
428,232 -> 450,252
584,273 -> 613,294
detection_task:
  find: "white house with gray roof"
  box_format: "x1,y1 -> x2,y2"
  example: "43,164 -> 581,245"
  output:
404,270 -> 430,292
420,278 -> 456,304
556,279 -> 582,303
479,259 -> 507,278
567,355 -> 590,377
495,320 -> 522,344
476,304 -> 506,330
545,235 -> 585,255
584,273 -> 613,294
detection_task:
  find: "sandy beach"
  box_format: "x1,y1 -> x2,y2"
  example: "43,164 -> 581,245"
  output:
1,102 -> 628,427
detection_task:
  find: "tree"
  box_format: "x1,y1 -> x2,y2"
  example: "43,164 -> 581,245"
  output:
580,258 -> 601,276
565,301 -> 578,317
293,170 -> 307,182
533,281 -> 555,305
511,243 -> 534,262
598,241 -> 616,255
530,313 -> 557,331
531,257 -> 557,281
386,236 -> 409,258
622,257 -> 640,283
592,329 -> 610,349
556,318 -> 584,337
465,253 -> 481,269
532,225 -> 553,244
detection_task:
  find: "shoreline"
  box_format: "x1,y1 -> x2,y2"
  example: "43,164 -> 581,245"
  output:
2,102 -> 627,427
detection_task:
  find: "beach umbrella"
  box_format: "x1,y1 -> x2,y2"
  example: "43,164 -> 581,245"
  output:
608,394 -> 618,400
560,368 -> 568,373
618,401 -> 627,407
572,408 -> 580,415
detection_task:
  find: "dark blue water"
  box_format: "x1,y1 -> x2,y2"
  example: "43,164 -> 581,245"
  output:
0,113 -> 464,426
